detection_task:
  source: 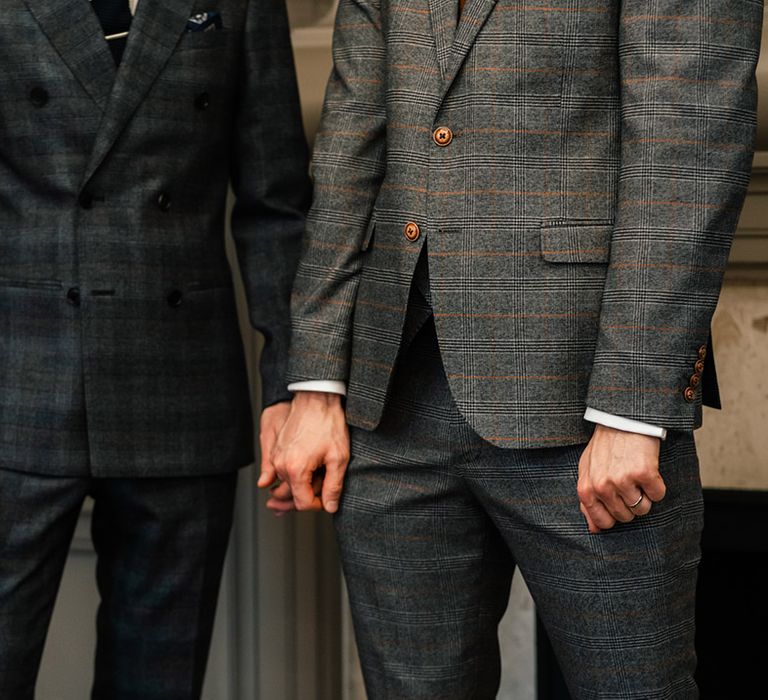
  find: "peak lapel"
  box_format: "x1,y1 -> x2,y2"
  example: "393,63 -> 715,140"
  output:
82,0 -> 196,186
428,0 -> 458,82
444,0 -> 498,92
24,0 -> 117,111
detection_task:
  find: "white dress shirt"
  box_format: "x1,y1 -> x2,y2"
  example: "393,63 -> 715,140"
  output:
287,381 -> 667,439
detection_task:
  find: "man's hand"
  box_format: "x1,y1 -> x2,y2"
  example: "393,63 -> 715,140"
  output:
578,425 -> 666,534
257,400 -> 293,490
263,391 -> 349,515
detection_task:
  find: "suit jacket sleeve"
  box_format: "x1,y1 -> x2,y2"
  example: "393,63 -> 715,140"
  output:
586,0 -> 763,429
286,0 -> 388,385
230,0 -> 312,407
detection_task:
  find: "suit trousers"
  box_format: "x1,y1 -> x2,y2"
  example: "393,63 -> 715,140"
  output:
0,467 -> 237,700
336,310 -> 704,699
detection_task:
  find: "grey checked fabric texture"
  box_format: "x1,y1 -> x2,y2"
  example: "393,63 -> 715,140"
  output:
288,0 -> 763,446
0,0 -> 310,477
338,315 -> 704,699
0,468 -> 237,699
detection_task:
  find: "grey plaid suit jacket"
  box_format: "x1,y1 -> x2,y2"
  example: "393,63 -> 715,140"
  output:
288,0 -> 763,447
0,0 -> 310,476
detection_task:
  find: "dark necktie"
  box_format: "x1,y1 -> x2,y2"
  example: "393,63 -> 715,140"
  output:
91,0 -> 133,65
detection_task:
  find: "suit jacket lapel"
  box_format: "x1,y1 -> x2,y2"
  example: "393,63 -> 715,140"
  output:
428,0 -> 458,82
24,0 -> 117,111
82,0 -> 196,185
443,0 -> 498,92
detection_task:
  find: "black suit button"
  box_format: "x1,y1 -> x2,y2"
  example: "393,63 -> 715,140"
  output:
66,287 -> 81,306
194,92 -> 211,111
167,289 -> 183,308
79,191 -> 94,209
156,192 -> 172,212
30,87 -> 49,108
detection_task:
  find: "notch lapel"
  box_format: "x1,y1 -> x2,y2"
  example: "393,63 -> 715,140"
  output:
82,0 -> 196,186
428,0 -> 458,82
24,0 -> 117,111
443,0 -> 498,93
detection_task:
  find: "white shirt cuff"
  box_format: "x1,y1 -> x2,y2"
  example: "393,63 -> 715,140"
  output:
287,380 -> 347,396
584,408 -> 667,440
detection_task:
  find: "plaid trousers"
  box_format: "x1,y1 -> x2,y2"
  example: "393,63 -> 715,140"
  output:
336,291 -> 704,699
0,468 -> 236,700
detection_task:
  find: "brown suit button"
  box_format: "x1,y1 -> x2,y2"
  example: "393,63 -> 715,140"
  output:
689,374 -> 701,388
433,126 -> 453,147
66,287 -> 81,307
694,359 -> 705,375
698,345 -> 707,360
404,222 -> 421,241
683,386 -> 696,403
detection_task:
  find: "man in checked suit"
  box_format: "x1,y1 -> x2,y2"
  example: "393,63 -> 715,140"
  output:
0,1 -> 309,697
265,0 -> 763,697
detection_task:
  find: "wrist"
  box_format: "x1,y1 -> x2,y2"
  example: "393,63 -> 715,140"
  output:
292,390 -> 344,409
594,423 -> 660,445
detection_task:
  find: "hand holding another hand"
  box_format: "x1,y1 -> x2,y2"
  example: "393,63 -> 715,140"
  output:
258,392 -> 350,516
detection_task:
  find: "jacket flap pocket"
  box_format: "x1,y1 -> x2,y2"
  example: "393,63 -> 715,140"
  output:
540,222 -> 613,263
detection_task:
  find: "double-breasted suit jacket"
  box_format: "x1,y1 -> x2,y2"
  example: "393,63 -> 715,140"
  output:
288,0 -> 763,446
0,0 -> 310,476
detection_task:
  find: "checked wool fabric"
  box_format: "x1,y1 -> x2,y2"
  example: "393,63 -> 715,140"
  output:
0,468 -> 237,699
0,0 -> 310,476
337,312 -> 704,699
288,0 -> 763,446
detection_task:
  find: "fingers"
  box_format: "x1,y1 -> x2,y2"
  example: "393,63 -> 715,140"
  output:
258,427 -> 278,489
286,468 -> 323,511
258,455 -> 277,489
577,426 -> 669,533
322,457 -> 349,514
638,471 -> 667,503
579,502 -> 605,534
257,401 -> 291,489
621,489 -> 653,517
270,481 -> 293,501
268,392 -> 350,514
266,477 -> 326,516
